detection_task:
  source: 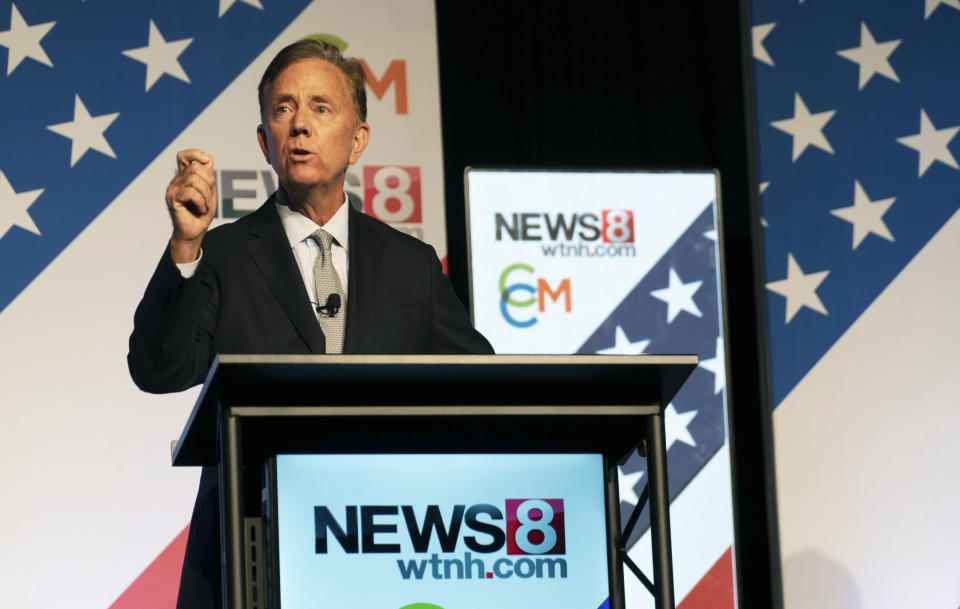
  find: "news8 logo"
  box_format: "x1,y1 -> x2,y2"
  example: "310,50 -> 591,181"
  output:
505,499 -> 566,555
363,166 -> 422,223
602,209 -> 634,243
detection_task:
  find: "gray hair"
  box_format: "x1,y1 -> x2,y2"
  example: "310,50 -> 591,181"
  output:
257,38 -> 367,124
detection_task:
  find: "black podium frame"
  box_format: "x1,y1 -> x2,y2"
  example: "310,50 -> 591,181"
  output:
172,354 -> 696,609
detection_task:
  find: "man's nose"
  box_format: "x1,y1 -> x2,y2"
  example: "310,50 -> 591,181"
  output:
289,108 -> 310,135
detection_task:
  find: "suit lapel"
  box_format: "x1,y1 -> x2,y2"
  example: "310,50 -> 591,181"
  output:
244,197 -> 326,353
344,206 -> 383,353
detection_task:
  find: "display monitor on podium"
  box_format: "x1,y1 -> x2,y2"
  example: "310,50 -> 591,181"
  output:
272,453 -> 608,608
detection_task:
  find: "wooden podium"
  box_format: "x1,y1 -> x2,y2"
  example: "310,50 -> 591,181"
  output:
172,354 -> 696,609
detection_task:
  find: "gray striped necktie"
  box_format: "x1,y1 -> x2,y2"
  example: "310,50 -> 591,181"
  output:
311,228 -> 346,354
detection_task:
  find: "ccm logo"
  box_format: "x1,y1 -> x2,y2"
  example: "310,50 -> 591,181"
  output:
364,166 -> 422,223
506,499 -> 565,555
602,209 -> 633,243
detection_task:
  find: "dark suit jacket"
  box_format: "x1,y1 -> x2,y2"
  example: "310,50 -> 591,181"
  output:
127,196 -> 493,609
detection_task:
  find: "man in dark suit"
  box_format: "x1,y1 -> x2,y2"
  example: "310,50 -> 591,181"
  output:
128,39 -> 492,608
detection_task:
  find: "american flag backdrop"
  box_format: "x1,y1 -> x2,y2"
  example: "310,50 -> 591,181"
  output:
750,1 -> 960,607
0,0 -> 311,312
0,1 -> 448,607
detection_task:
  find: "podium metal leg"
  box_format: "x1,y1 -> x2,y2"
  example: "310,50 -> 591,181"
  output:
646,411 -> 675,609
219,408 -> 245,609
606,457 -> 626,609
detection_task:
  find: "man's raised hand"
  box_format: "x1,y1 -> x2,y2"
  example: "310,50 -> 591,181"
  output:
166,149 -> 217,263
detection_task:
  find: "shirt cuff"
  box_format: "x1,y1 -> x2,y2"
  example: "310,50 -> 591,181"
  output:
175,248 -> 202,278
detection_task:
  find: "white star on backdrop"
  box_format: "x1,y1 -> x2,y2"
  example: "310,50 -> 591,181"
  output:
770,93 -> 836,161
830,180 -> 895,249
759,181 -> 770,227
925,0 -> 960,19
896,109 -> 959,177
699,337 -> 725,395
596,325 -> 650,355
702,228 -> 717,241
752,22 -> 776,66
837,22 -> 901,90
766,253 -> 830,323
0,3 -> 55,76
47,95 -> 120,167
0,170 -> 43,238
665,403 -> 698,450
122,20 -> 193,91
651,267 -> 702,323
219,0 -> 264,18
617,467 -> 645,504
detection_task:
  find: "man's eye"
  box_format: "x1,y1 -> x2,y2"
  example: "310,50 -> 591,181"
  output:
316,106 -> 328,114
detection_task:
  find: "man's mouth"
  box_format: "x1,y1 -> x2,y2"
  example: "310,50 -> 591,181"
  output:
289,147 -> 314,160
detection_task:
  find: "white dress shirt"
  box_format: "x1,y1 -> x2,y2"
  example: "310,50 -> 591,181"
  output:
176,192 -> 350,320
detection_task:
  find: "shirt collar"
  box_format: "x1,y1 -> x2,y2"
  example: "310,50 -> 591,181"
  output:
274,190 -> 350,253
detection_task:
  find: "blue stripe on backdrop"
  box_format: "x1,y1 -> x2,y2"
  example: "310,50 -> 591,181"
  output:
749,0 -> 960,405
0,0 -> 311,313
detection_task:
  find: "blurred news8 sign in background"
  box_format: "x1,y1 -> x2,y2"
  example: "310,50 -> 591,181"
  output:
466,169 -> 737,608
0,1 -> 447,607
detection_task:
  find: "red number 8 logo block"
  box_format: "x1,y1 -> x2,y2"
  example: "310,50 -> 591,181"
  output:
505,498 -> 566,555
363,166 -> 422,223
602,209 -> 634,243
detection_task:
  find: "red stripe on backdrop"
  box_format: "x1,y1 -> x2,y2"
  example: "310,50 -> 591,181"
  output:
107,526 -> 188,609
678,546 -> 735,609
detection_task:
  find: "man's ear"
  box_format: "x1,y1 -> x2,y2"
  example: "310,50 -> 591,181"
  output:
256,124 -> 270,163
349,122 -> 370,165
